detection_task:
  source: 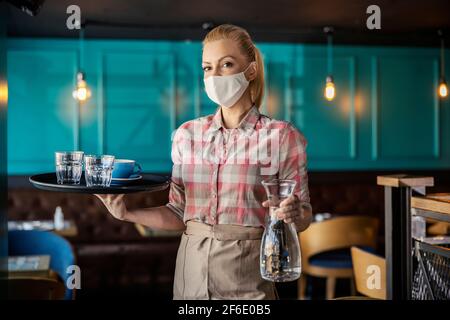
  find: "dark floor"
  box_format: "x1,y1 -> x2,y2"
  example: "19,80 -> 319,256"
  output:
75,276 -> 353,300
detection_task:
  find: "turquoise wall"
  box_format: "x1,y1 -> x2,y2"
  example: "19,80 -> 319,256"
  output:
6,38 -> 450,174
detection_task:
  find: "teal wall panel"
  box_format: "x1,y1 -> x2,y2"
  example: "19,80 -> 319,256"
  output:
376,56 -> 439,159
103,52 -> 175,172
6,39 -> 450,174
293,55 -> 356,161
7,49 -> 78,174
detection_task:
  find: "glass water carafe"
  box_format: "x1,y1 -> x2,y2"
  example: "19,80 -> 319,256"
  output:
260,179 -> 301,282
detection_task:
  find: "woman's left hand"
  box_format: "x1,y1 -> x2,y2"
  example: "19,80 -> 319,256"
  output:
262,195 -> 312,232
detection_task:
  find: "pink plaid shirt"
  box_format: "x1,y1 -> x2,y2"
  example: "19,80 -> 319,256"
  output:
166,105 -> 310,228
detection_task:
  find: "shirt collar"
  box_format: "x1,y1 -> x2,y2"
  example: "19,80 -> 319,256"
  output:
204,104 -> 260,141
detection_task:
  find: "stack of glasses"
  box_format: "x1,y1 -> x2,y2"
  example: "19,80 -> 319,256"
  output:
55,151 -> 115,187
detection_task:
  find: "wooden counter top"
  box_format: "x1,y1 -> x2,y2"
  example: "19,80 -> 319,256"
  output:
377,174 -> 434,188
411,193 -> 450,215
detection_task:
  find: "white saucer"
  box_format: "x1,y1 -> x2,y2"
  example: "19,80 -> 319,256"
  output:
111,175 -> 142,185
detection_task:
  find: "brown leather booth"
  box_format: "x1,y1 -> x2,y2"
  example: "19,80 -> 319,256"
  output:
8,180 -> 178,299
7,170 -> 449,299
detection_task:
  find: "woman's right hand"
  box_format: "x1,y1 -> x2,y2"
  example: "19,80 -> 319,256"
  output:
93,194 -> 128,221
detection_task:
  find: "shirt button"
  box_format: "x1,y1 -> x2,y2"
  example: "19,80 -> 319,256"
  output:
212,193 -> 217,198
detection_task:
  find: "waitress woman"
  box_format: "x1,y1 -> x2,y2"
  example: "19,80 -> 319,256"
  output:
95,24 -> 312,300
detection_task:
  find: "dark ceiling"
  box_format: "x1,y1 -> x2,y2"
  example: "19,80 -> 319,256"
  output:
5,0 -> 450,46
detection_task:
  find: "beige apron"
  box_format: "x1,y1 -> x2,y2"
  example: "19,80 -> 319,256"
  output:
173,220 -> 279,300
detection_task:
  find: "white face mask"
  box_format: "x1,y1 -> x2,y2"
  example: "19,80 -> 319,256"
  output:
204,62 -> 255,108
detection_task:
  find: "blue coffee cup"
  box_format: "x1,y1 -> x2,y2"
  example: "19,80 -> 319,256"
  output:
112,159 -> 142,178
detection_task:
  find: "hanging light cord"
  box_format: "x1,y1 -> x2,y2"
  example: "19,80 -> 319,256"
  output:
440,33 -> 445,79
79,26 -> 85,73
327,29 -> 333,75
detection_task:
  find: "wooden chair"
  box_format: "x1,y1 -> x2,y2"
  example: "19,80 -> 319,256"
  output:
427,221 -> 450,236
350,246 -> 386,299
298,216 -> 379,300
2,277 -> 66,300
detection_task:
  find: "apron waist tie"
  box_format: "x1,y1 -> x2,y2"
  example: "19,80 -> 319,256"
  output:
185,220 -> 264,240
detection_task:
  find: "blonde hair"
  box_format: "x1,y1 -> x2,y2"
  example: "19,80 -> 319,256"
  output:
202,24 -> 265,109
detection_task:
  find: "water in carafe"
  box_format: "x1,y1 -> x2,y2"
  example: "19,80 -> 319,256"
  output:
260,179 -> 302,282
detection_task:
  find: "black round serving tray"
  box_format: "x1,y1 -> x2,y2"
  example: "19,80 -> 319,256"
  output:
29,173 -> 170,194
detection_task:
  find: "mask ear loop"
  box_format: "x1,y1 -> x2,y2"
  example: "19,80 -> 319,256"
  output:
243,61 -> 256,74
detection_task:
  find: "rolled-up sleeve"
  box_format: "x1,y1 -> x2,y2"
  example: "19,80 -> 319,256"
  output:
278,123 -> 310,205
165,128 -> 185,220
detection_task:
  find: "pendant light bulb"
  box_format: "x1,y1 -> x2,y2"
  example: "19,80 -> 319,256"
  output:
324,26 -> 336,102
324,76 -> 336,101
72,72 -> 91,103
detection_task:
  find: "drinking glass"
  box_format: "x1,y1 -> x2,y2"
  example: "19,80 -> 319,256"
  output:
260,179 -> 302,282
55,151 -> 84,185
84,155 -> 115,187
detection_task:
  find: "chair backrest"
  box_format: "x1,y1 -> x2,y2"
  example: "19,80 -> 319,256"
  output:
299,216 -> 378,276
8,230 -> 75,300
299,216 -> 379,264
351,246 -> 386,299
3,277 -> 66,300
